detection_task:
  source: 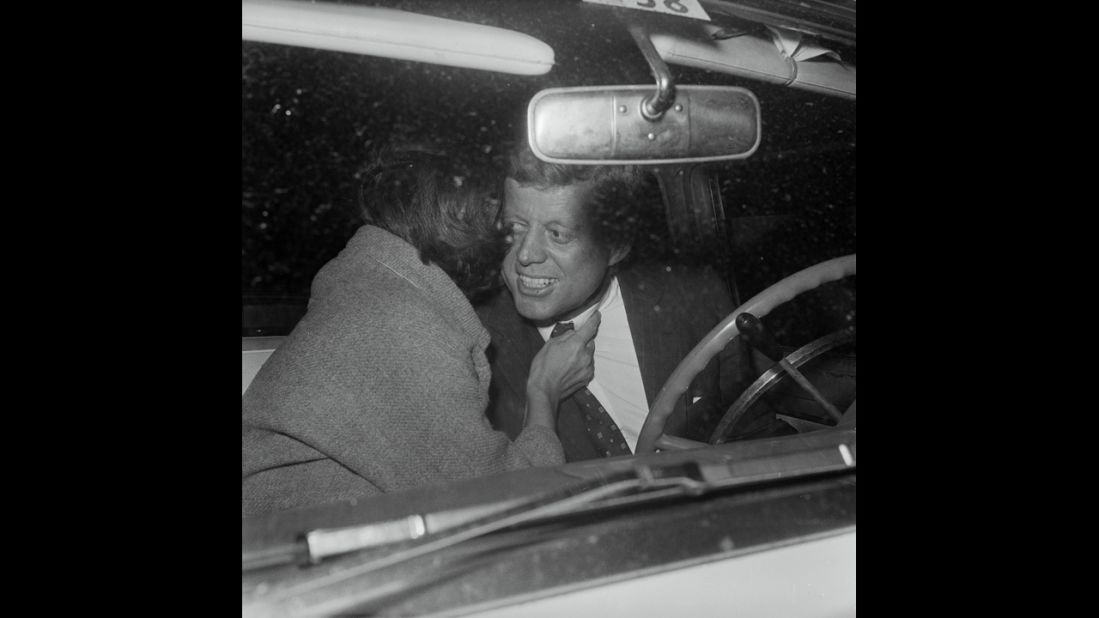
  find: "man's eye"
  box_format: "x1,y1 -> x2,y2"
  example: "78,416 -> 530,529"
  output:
548,229 -> 570,243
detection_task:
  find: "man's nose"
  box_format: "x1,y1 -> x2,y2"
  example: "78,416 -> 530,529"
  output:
516,230 -> 546,265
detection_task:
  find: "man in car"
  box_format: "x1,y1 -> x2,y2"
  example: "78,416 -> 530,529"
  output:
477,144 -> 777,461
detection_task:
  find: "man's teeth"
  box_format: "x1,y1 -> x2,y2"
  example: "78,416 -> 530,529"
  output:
519,275 -> 556,289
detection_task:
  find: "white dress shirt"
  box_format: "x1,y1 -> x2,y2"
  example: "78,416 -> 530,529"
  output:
537,276 -> 648,452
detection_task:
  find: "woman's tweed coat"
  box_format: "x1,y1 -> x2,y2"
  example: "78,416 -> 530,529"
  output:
242,225 -> 564,515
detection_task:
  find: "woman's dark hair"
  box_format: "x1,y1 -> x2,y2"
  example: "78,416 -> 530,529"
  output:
360,144 -> 506,300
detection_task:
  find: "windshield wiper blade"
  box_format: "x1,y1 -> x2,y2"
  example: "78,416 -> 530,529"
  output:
244,443 -> 855,616
242,468 -> 640,572
243,439 -> 856,614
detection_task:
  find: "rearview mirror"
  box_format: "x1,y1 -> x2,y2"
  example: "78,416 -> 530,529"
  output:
528,85 -> 760,165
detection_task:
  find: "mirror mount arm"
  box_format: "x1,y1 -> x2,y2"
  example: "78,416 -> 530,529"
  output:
627,24 -> 676,121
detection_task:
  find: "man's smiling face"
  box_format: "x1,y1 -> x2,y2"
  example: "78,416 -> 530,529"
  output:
501,178 -> 628,325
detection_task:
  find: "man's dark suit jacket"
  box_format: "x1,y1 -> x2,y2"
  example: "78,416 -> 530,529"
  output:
476,262 -> 749,462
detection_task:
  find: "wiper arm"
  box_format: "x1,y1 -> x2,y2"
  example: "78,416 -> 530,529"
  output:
243,439 -> 855,589
242,469 -> 640,572
244,441 -> 855,617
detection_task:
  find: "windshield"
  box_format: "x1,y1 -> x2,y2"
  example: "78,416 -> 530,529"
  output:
243,0 -> 855,613
242,2 -> 854,330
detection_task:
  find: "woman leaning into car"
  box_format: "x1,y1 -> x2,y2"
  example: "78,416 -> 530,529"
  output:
241,146 -> 598,515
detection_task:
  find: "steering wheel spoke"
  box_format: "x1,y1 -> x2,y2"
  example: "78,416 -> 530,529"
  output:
775,414 -> 833,434
711,327 -> 854,443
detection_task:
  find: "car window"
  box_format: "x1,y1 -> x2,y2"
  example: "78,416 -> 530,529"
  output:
243,0 -> 855,613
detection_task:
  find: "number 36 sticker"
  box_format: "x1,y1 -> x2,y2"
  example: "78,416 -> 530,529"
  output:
583,0 -> 711,22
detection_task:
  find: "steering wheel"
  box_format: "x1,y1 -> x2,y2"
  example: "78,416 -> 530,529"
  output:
634,254 -> 856,454
710,326 -> 854,442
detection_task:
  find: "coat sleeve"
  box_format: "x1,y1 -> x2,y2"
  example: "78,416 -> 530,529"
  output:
272,295 -> 564,495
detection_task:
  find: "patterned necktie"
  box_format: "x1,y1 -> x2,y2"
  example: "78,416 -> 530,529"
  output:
550,321 -> 633,457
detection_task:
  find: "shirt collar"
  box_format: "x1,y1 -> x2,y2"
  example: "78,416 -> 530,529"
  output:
537,276 -> 619,341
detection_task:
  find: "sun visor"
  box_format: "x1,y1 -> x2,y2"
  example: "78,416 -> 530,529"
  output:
242,0 -> 554,76
649,24 -> 854,100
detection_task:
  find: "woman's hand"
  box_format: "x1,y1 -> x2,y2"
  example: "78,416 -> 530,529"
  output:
524,311 -> 601,429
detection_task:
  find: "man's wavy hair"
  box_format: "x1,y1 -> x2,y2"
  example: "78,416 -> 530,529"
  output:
360,144 -> 507,300
506,142 -> 646,254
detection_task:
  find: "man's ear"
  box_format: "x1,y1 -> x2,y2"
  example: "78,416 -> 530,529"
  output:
608,244 -> 631,267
